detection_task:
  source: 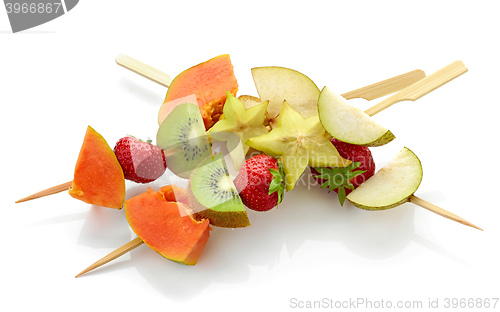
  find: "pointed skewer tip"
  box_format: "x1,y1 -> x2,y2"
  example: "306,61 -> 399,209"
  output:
15,181 -> 73,204
410,195 -> 482,231
75,238 -> 144,278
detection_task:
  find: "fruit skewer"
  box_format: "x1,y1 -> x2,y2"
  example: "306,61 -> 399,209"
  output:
14,65 -> 426,204
75,60 -> 474,278
311,140 -> 481,231
15,134 -> 167,205
77,185 -> 210,278
342,147 -> 482,231
315,61 -> 476,230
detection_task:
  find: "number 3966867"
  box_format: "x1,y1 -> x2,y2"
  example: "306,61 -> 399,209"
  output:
5,2 -> 62,14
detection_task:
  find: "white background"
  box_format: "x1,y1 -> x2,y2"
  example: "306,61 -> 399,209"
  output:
1,1 -> 499,311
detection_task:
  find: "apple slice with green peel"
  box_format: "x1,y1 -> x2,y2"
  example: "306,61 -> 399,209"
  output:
346,147 -> 422,210
346,147 -> 482,230
251,67 -> 320,122
318,87 -> 395,146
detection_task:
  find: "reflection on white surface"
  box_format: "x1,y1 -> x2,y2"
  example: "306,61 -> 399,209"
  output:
70,172 -> 466,301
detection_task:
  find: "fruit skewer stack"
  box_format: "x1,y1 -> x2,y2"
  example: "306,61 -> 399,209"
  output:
15,55 -> 478,279
15,55 -> 425,205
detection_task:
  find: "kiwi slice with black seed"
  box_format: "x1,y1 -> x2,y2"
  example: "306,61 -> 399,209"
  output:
188,153 -> 250,228
156,102 -> 212,179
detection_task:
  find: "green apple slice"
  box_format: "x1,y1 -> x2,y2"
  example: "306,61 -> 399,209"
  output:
318,87 -> 395,146
251,67 -> 320,121
346,147 -> 422,210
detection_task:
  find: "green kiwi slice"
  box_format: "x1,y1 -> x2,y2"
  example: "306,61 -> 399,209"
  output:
188,153 -> 250,228
156,103 -> 212,179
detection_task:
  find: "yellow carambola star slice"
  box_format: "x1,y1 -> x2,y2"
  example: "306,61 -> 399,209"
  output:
208,93 -> 269,169
247,101 -> 351,191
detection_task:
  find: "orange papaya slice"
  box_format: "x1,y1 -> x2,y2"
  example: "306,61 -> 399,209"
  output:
159,184 -> 190,206
159,54 -> 239,129
125,187 -> 210,265
68,126 -> 125,209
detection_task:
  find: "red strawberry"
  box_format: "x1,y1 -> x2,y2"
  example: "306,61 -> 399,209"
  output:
310,138 -> 375,205
234,154 -> 285,212
114,136 -> 167,184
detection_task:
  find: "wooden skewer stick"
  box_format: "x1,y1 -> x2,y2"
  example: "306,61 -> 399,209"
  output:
116,54 -> 172,88
410,195 -> 482,231
15,181 -> 72,203
365,60 -> 468,116
342,69 -> 426,101
75,237 -> 144,278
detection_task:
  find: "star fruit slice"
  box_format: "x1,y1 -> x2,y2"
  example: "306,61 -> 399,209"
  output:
208,93 -> 269,170
247,101 -> 351,191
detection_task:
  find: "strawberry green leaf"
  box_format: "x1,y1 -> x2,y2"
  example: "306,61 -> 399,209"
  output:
320,179 -> 331,191
313,162 -> 366,206
337,186 -> 347,206
268,160 -> 286,205
346,170 -> 365,181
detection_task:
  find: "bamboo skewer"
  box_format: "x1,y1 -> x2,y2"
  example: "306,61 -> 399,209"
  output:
116,53 -> 172,88
15,181 -> 72,203
342,69 -> 426,101
410,195 -> 482,231
365,60 -> 468,116
75,237 -> 144,278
